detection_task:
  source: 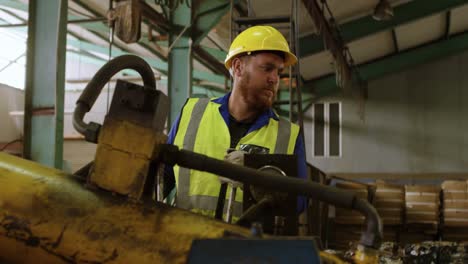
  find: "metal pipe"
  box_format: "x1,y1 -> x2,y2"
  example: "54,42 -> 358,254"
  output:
0,18 -> 107,28
73,54 -> 156,138
225,186 -> 237,223
160,144 -> 383,248
236,197 -> 272,227
355,198 -> 382,248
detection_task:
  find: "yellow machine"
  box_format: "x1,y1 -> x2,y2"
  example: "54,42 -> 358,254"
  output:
0,55 -> 381,263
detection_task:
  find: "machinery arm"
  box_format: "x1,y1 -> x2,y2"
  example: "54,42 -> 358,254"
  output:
159,144 -> 383,249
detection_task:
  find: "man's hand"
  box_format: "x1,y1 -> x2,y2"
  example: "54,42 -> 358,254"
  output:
219,150 -> 245,188
224,150 -> 245,165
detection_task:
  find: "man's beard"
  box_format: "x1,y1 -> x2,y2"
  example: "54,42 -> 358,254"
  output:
238,72 -> 275,112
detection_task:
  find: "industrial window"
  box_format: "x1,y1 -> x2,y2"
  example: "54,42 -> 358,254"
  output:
313,102 -> 341,157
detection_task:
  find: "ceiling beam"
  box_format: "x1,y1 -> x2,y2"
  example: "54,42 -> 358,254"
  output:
140,0 -> 170,33
191,0 -> 234,77
299,0 -> 468,58
71,0 -> 170,60
306,29 -> 468,97
192,0 -> 236,46
139,0 -> 230,77
0,17 -> 226,88
192,45 -> 229,77
0,0 -> 24,11
201,46 -> 226,61
66,38 -> 226,85
67,51 -> 223,95
0,0 -> 230,86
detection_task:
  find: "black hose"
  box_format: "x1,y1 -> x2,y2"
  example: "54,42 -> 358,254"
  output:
162,146 -> 356,208
73,55 -> 156,137
160,144 -> 383,248
355,198 -> 383,248
73,103 -> 89,135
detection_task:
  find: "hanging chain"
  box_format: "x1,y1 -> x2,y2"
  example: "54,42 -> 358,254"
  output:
320,0 -> 367,120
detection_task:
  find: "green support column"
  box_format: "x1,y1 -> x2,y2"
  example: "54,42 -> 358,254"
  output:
23,0 -> 67,169
168,1 -> 192,126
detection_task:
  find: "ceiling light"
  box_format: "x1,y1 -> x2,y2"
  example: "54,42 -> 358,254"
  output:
373,0 -> 393,21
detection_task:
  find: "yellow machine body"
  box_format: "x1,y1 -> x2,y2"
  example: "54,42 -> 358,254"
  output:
0,152 -> 250,263
90,117 -> 166,199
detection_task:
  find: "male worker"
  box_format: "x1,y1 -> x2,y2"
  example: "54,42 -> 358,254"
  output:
165,25 -> 307,218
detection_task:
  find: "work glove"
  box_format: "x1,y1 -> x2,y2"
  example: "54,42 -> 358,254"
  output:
224,149 -> 245,166
219,150 -> 245,188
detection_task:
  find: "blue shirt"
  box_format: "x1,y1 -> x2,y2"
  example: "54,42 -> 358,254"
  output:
166,92 -> 307,212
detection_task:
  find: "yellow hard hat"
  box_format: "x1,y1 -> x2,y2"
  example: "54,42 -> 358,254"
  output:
224,25 -> 298,69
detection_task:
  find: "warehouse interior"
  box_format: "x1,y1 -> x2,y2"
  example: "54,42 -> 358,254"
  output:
1,0 -> 468,263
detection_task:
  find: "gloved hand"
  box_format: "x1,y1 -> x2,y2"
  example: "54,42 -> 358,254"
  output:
224,150 -> 245,166
219,150 -> 245,188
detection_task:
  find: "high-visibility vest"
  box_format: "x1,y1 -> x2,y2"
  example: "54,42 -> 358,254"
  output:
173,98 -> 300,217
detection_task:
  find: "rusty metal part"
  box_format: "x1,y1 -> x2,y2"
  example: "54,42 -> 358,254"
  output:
89,80 -> 169,200
0,152 -> 250,263
31,107 -> 55,116
112,0 -> 142,43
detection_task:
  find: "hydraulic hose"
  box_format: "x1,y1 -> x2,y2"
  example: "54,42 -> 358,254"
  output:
355,198 -> 382,248
160,144 -> 383,249
73,55 -> 156,138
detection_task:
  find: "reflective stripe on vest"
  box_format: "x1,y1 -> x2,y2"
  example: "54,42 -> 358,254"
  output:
175,98 -> 298,217
177,98 -> 210,210
274,117 -> 291,154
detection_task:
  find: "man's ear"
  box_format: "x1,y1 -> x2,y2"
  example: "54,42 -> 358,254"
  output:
231,57 -> 243,77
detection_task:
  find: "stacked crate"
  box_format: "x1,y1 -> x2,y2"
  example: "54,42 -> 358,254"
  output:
329,181 -> 370,249
441,180 -> 468,242
374,180 -> 404,226
405,185 -> 440,226
403,185 -> 440,242
374,180 -> 404,243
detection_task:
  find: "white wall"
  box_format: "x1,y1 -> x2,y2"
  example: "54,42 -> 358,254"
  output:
0,84 -> 24,142
1,52 -> 168,171
307,52 -> 468,174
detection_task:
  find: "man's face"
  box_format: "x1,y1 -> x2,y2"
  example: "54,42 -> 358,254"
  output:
235,52 -> 285,111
